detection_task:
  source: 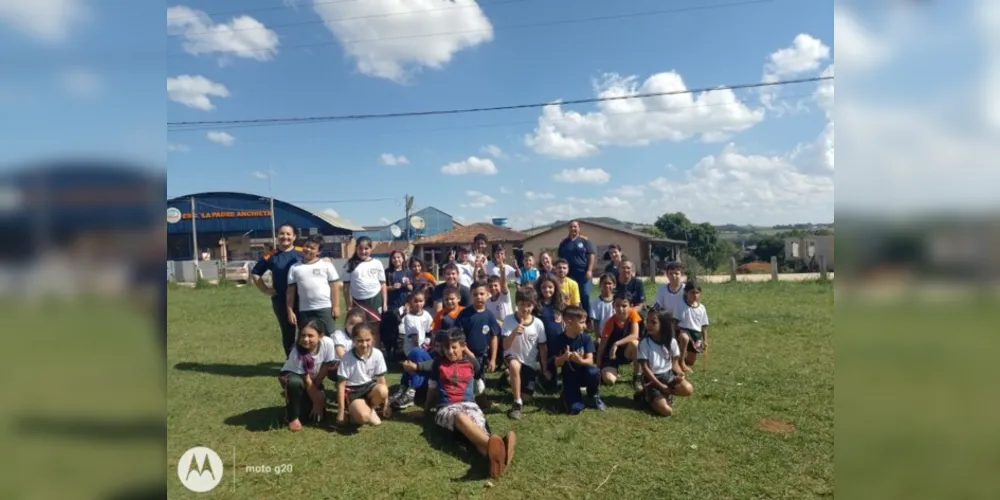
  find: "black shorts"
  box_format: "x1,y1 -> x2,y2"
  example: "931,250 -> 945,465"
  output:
298,308 -> 335,336
643,372 -> 678,402
600,344 -> 631,369
504,356 -> 538,395
346,381 -> 376,402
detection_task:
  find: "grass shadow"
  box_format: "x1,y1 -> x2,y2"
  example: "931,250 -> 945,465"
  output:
174,361 -> 282,378
391,407 -> 490,482
12,415 -> 163,442
223,406 -> 289,432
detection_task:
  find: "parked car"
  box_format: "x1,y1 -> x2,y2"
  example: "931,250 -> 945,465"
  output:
224,260 -> 255,283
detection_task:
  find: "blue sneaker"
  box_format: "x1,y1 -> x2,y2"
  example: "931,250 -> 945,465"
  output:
568,401 -> 585,415
591,395 -> 607,411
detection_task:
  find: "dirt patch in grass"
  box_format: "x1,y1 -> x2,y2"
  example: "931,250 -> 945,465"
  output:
758,418 -> 796,434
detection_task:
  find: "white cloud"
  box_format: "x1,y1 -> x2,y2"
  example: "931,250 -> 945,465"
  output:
481,144 -> 503,158
834,7 -> 891,73
815,64 -> 834,115
463,190 -> 497,208
610,185 -> 646,198
323,208 -> 340,218
455,215 -> 466,222
206,131 -> 235,146
552,167 -> 610,185
168,143 -> 190,153
311,0 -> 494,83
524,191 -> 555,200
0,0 -> 88,42
645,132 -> 834,224
499,186 -> 512,195
167,75 -> 229,110
251,170 -> 269,179
167,6 -> 279,62
440,156 -> 497,175
379,153 -> 409,166
760,34 -> 830,110
60,68 -> 101,98
525,72 -> 764,158
379,217 -> 391,224
516,196 -> 634,227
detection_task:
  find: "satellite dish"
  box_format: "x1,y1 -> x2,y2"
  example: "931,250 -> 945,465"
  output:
389,224 -> 402,238
409,215 -> 426,230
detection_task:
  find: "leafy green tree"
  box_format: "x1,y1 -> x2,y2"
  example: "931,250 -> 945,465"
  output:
653,212 -> 725,271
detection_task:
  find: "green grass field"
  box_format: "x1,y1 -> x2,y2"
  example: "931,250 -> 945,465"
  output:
167,281 -> 834,499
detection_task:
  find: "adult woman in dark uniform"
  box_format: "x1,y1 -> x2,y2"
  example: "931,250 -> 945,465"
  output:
251,223 -> 304,357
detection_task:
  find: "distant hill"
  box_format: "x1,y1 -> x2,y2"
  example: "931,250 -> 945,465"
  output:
523,217 -> 641,233
522,219 -> 833,239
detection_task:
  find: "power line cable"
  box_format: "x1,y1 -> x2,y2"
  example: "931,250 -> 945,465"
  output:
167,0 -> 369,22
171,0 -> 530,37
168,0 -> 776,58
168,76 -> 830,130
167,91 -> 817,139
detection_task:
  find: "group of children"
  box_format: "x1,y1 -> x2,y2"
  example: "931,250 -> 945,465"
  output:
276,235 -> 711,479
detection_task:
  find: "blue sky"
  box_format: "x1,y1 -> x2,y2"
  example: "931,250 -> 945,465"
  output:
1,0 -> 835,228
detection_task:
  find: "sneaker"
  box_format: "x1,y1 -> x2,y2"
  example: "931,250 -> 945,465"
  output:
475,378 -> 486,395
487,435 -> 507,478
388,385 -> 406,406
632,376 -> 644,394
507,402 -> 523,420
393,388 -> 416,410
591,395 -> 607,412
504,431 -> 517,466
568,401 -> 585,415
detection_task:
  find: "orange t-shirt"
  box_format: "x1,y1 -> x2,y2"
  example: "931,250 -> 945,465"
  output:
601,309 -> 642,340
432,305 -> 464,330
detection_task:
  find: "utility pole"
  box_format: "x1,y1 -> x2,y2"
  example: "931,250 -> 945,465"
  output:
190,196 -> 200,273
269,165 -> 276,247
404,194 -> 413,245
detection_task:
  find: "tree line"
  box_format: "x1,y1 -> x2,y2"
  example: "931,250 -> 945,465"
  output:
641,212 -> 833,274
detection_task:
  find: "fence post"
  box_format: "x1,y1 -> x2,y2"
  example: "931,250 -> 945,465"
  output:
819,255 -> 828,280
730,256 -> 737,282
770,256 -> 779,281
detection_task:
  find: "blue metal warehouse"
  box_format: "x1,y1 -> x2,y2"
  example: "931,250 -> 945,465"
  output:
166,191 -> 357,261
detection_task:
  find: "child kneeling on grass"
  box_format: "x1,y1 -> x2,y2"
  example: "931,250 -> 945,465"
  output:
598,291 -> 643,394
336,323 -> 391,427
675,281 -> 710,373
279,319 -> 338,431
402,329 -> 517,479
637,311 -> 694,416
501,286 -> 550,420
549,305 -> 606,414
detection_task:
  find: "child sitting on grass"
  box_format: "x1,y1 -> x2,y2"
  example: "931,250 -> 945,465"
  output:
392,330 -> 449,411
336,323 -> 391,427
549,305 -> 605,414
279,319 -> 337,432
432,286 -> 465,331
675,281 -> 710,373
598,291 -> 643,394
402,329 -> 517,479
389,290 -> 434,408
501,286 -> 549,420
637,310 -> 694,416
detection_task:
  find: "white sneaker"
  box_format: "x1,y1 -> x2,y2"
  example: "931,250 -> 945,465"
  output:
475,379 -> 486,395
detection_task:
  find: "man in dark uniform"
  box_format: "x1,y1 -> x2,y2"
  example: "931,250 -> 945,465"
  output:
557,220 -> 596,317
